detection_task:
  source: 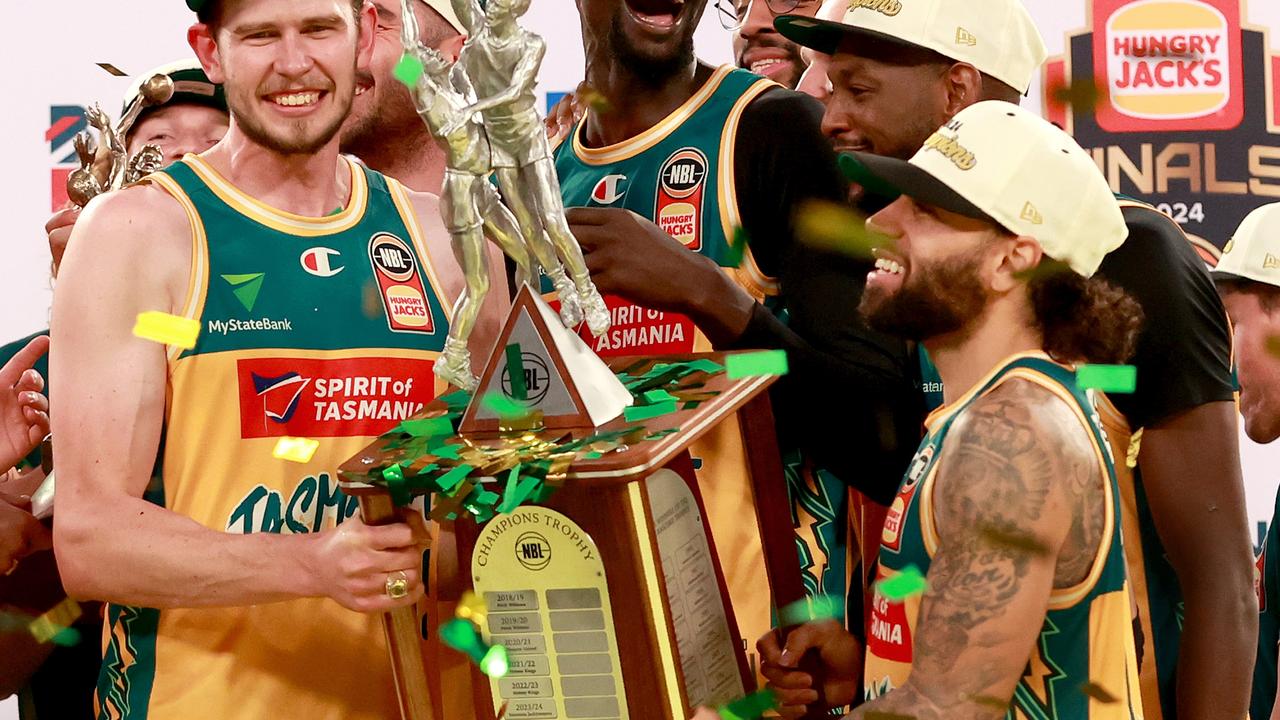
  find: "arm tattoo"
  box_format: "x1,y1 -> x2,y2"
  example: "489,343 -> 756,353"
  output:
855,380 -> 1105,720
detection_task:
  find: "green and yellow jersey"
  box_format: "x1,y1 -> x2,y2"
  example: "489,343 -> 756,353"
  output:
95,155 -> 452,720
866,353 -> 1143,719
550,64 -> 849,662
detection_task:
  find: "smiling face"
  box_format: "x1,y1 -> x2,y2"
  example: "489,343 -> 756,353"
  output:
859,195 -> 1006,342
733,0 -> 818,88
1220,286 -> 1280,443
192,0 -> 373,156
580,0 -> 705,83
821,50 -> 950,161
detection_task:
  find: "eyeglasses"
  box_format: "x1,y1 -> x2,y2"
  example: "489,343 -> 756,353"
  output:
715,0 -> 822,31
714,0 -> 745,30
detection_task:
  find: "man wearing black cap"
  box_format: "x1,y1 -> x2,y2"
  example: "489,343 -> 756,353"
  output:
49,1 -> 500,718
768,1 -> 1256,717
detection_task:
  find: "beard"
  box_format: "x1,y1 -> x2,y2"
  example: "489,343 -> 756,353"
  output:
735,37 -> 806,90
609,11 -> 695,87
340,70 -> 427,158
229,70 -> 354,157
859,249 -> 989,342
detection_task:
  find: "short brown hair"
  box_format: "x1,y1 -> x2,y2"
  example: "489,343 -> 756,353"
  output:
198,0 -> 364,28
1030,259 -> 1144,365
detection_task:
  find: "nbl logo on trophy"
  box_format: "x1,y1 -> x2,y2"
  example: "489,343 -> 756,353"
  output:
1045,0 -> 1280,253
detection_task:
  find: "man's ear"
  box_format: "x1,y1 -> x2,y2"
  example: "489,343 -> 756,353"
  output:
356,1 -> 378,69
189,23 -> 225,84
438,33 -> 466,62
941,62 -> 984,118
992,234 -> 1044,293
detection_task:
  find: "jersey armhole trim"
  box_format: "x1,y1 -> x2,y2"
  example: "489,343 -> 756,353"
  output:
920,368 -> 1115,608
148,172 -> 210,363
386,178 -> 454,325
718,78 -> 781,298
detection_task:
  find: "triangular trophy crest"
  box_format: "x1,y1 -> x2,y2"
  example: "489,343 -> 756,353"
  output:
459,284 -> 633,433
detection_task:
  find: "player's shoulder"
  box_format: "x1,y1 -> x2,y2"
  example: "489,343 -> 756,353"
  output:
740,84 -> 825,126
63,181 -> 192,287
953,376 -> 1093,461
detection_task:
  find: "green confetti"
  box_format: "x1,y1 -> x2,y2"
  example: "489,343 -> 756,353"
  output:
583,451 -> 604,460
479,644 -> 510,678
436,464 -> 474,493
642,388 -> 678,404
777,594 -> 841,627
393,53 -> 424,87
383,464 -> 410,506
624,400 -> 678,422
440,618 -> 488,664
875,565 -> 929,600
1075,364 -> 1137,394
725,226 -> 749,268
686,359 -> 724,374
726,350 -> 789,379
51,627 -> 82,647
482,392 -> 530,419
474,490 -> 500,506
429,442 -> 462,460
505,344 -> 528,401
718,689 -> 777,720
399,416 -> 454,438
439,390 -> 471,410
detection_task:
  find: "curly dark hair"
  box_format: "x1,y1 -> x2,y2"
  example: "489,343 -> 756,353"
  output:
1029,258 -> 1144,365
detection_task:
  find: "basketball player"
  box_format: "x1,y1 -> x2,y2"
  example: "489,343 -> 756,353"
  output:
49,1 -> 504,718
739,101 -> 1145,719
1211,202 -> 1280,720
779,2 -> 1255,714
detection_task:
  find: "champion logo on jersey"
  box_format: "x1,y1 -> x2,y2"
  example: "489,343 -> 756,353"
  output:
590,174 -> 628,205
251,371 -> 311,424
300,247 -> 344,278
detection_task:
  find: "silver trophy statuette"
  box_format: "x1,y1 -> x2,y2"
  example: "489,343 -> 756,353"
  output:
445,0 -> 611,336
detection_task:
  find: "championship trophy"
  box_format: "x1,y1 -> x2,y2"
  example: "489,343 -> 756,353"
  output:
337,2 -> 817,718
66,73 -> 174,208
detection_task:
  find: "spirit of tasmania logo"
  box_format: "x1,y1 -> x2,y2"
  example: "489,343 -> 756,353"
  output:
48,105 -> 88,210
237,356 -> 438,439
1045,0 -> 1280,255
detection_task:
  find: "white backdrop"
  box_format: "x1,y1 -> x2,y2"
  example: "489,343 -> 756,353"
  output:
1,2 -> 1279,713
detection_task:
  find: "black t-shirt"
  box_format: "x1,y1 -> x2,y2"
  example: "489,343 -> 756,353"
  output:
722,88 -> 925,505
1096,205 -> 1236,428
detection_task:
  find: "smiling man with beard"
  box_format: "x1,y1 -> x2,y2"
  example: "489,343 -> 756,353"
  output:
48,1 -> 505,718
340,0 -> 467,192
733,0 -> 821,89
733,101 -> 1147,720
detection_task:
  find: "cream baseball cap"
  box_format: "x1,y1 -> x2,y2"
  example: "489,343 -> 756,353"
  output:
840,101 -> 1128,278
1214,203 -> 1280,289
775,0 -> 1047,94
418,0 -> 466,34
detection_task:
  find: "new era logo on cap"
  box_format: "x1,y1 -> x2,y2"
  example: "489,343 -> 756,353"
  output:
1021,202 -> 1043,225
1215,203 -> 1280,289
777,0 -> 1047,95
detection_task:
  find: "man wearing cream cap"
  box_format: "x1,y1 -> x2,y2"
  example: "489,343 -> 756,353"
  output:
771,2 -> 1255,717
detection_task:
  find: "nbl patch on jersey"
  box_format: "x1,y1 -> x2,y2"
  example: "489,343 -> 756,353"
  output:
237,356 -> 437,439
368,233 -> 435,334
882,445 -> 934,551
655,147 -> 708,251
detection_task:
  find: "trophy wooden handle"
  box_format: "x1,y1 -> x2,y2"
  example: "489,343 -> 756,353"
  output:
737,397 -> 832,719
359,495 -> 436,720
